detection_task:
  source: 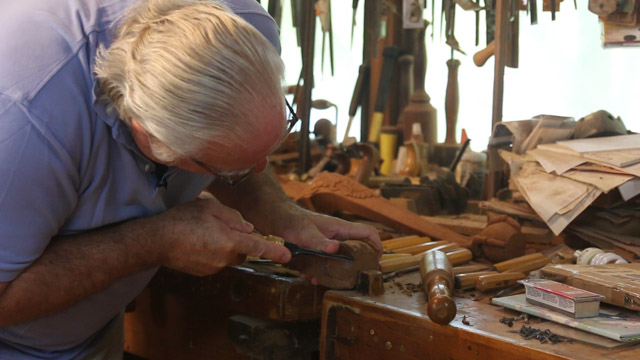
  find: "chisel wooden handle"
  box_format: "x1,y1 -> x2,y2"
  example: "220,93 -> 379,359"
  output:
395,240 -> 449,255
398,54 -> 414,112
380,255 -> 420,273
444,248 -> 473,266
420,251 -> 456,325
453,263 -> 490,275
444,59 -> 460,144
345,63 -> 370,142
455,271 -> 499,289
368,46 -> 401,143
494,253 -> 546,272
475,272 -> 525,292
504,256 -> 550,275
382,235 -> 428,251
473,40 -> 495,67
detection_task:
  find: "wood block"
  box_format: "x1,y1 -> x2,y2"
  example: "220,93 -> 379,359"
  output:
356,270 -> 385,296
286,240 -> 380,289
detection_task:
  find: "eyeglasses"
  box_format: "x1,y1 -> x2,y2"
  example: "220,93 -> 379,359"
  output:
189,157 -> 256,187
283,97 -> 299,140
189,98 -> 298,187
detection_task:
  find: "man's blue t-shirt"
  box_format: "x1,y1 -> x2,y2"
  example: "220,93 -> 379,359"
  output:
0,0 -> 280,358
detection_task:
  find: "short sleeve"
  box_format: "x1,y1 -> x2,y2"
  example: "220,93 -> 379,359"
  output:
0,95 -> 78,282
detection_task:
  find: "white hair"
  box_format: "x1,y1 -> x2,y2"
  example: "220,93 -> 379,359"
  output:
94,0 -> 285,162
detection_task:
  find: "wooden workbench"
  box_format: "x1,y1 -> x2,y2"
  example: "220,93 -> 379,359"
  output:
320,272 -> 640,359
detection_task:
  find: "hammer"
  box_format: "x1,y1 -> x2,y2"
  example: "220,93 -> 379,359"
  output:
420,250 -> 456,325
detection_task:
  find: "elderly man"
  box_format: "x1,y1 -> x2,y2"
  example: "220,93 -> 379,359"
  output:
0,0 -> 381,358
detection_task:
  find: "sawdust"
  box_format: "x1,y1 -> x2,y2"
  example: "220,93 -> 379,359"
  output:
390,280 -> 422,297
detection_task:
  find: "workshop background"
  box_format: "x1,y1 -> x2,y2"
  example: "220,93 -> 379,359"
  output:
274,1 -> 639,151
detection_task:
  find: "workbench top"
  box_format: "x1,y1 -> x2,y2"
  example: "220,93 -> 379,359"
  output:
320,272 -> 640,360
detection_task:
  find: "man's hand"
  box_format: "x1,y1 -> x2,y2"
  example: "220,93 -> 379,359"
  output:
270,205 -> 383,258
153,194 -> 291,276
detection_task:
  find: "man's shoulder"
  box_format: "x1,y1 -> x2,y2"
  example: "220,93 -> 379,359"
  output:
0,0 -> 136,101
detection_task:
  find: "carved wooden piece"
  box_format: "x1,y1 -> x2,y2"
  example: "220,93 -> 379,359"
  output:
420,251 -> 456,325
472,215 -> 526,262
281,172 -> 472,247
285,240 -> 379,289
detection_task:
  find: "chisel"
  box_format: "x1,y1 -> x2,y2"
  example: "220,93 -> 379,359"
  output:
368,46 -> 401,143
343,63 -> 370,142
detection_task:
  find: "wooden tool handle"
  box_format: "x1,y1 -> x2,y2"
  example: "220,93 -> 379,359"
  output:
444,59 -> 460,144
453,263 -> 490,275
412,22 -> 427,91
444,248 -> 473,266
348,63 -> 370,117
394,240 -> 448,255
504,256 -> 550,275
420,251 -> 456,325
380,254 -> 420,273
494,253 -> 546,272
455,271 -> 499,289
473,40 -> 495,67
475,272 -> 525,292
398,54 -> 414,112
382,235 -> 430,251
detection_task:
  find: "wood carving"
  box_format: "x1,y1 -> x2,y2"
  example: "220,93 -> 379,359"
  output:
285,240 -> 379,289
280,172 -> 471,247
472,215 -> 526,262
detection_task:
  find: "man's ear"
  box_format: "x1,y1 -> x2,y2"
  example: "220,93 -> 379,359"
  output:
129,118 -> 152,153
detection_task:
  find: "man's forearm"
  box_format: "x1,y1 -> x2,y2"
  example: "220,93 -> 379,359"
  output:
0,217 -> 161,327
208,168 -> 296,232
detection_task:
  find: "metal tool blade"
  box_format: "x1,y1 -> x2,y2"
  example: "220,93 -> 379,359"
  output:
284,242 -> 355,262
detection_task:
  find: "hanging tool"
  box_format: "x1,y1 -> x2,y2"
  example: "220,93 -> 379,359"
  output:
403,22 -> 437,146
473,40 -> 495,66
420,251 -> 457,325
344,63 -> 370,143
267,0 -> 283,29
444,52 -> 460,145
475,1 -> 480,46
530,0 -> 538,24
543,0 -> 561,20
368,46 -> 401,143
316,0 -> 334,76
297,0 -> 316,174
431,0 -> 436,39
485,0 -> 496,44
444,0 -> 466,54
351,0 -> 359,48
290,0 -> 302,47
